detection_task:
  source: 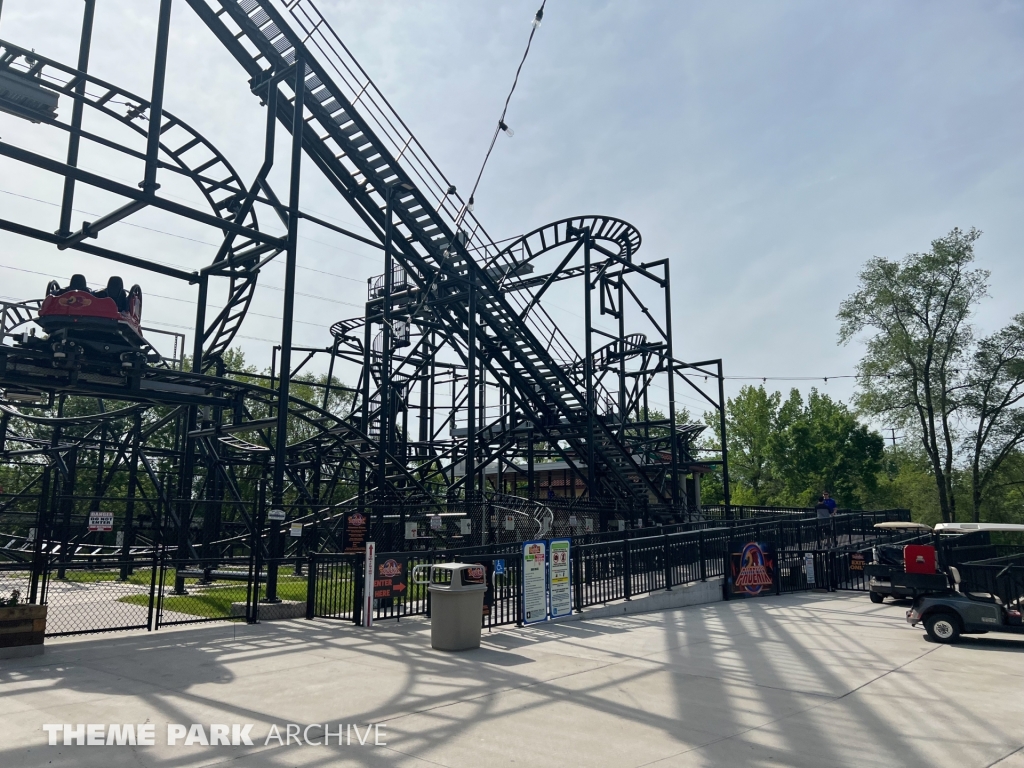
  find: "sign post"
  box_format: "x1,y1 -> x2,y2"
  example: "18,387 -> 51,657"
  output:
522,540 -> 547,624
549,539 -> 572,618
363,541 -> 376,627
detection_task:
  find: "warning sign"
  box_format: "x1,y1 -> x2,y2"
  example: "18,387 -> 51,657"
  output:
88,511 -> 114,532
549,539 -> 572,618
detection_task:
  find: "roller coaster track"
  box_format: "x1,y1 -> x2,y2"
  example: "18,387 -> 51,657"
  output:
0,40 -> 277,366
187,0 -> 669,509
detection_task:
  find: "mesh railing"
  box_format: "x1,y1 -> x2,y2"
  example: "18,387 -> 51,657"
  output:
156,556 -> 255,627
40,558 -> 155,636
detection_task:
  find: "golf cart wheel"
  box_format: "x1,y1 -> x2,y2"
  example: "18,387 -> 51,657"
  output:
924,613 -> 961,644
869,591 -> 884,604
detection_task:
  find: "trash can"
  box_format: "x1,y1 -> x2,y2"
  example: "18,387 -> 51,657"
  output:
414,563 -> 487,651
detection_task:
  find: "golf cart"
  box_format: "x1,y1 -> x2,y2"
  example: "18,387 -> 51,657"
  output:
865,522 -> 948,603
902,523 -> 1024,643
907,565 -> 1024,643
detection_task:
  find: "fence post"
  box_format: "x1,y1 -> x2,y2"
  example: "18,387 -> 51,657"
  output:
663,534 -> 672,591
698,530 -> 706,582
305,552 -> 317,620
573,548 -> 583,613
147,549 -> 160,632
623,538 -> 632,601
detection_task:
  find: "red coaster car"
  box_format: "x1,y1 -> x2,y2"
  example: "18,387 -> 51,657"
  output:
36,275 -> 144,345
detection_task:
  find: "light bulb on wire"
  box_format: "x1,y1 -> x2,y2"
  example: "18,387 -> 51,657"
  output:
499,120 -> 514,137
467,196 -> 475,212
533,7 -> 544,28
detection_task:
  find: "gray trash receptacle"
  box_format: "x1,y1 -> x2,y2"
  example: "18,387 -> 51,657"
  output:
416,563 -> 487,651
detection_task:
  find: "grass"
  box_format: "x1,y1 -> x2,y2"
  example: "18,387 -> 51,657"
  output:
118,573 -> 309,619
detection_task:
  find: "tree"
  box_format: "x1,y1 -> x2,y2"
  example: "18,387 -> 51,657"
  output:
719,385 -> 782,505
700,385 -> 884,509
771,389 -> 885,508
962,314 -> 1024,521
838,227 -> 988,523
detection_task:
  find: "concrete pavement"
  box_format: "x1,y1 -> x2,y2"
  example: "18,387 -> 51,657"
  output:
2,592 -> 1023,767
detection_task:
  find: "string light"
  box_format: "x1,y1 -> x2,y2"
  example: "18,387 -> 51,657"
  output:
460,1 -> 548,224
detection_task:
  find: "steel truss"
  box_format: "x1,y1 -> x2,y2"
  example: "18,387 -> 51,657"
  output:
0,0 -> 731,602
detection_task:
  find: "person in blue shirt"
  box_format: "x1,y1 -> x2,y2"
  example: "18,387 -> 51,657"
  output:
816,491 -> 837,519
822,491 -> 837,516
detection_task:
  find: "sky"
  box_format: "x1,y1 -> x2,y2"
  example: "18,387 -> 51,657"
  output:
0,0 -> 1022,425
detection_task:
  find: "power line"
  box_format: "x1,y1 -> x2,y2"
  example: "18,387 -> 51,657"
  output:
462,2 -> 547,219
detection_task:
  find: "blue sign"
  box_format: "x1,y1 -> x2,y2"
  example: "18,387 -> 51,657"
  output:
494,559 -> 506,575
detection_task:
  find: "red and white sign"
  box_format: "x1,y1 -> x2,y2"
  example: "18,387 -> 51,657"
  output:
88,512 -> 114,532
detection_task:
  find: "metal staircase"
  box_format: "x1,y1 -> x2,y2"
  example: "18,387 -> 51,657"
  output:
186,0 -> 669,508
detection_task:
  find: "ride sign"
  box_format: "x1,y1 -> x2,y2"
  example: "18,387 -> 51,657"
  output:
342,511 -> 368,553
728,541 -> 776,598
522,540 -> 547,624
373,557 -> 408,600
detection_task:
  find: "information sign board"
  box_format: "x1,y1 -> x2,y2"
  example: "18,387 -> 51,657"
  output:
549,539 -> 572,618
522,540 -> 547,624
342,511 -> 368,553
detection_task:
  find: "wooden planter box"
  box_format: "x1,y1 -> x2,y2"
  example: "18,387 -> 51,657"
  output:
0,604 -> 47,659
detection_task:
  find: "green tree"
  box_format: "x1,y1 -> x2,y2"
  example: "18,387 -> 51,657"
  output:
771,389 -> 885,508
840,227 -> 1024,523
718,385 -> 782,505
962,314 -> 1024,521
700,385 -> 884,509
838,227 -> 988,523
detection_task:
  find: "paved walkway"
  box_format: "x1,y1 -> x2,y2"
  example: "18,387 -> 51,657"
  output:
3,592 -> 1023,767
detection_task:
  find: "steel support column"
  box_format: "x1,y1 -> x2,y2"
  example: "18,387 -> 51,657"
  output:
267,57 -> 306,604
56,0 -> 95,236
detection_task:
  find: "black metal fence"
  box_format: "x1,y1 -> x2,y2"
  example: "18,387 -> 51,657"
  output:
1,508 -> 924,637
307,510 -> 918,628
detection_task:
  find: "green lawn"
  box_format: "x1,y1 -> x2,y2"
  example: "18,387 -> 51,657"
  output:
119,573 -> 309,619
